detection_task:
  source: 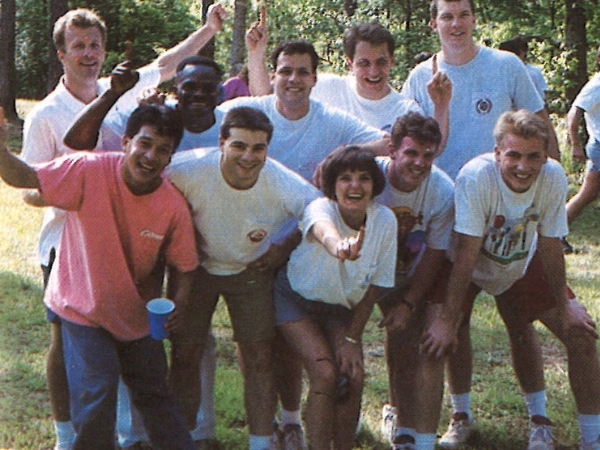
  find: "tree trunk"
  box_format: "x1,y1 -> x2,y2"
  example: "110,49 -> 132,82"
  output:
229,0 -> 248,77
46,0 -> 69,93
564,0 -> 588,104
0,0 -> 20,122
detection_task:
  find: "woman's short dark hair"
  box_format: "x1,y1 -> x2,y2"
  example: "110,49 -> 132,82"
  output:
319,145 -> 386,200
220,107 -> 274,143
124,104 -> 184,151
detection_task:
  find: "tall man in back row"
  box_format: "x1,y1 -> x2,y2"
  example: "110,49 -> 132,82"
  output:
422,110 -> 600,450
400,1 -> 561,446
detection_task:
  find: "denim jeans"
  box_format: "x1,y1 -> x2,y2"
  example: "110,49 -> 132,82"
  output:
61,320 -> 194,450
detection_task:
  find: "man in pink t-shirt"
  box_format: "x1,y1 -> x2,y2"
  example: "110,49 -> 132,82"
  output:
0,105 -> 198,450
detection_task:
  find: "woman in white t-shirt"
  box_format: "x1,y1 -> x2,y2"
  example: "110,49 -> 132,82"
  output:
273,146 -> 397,450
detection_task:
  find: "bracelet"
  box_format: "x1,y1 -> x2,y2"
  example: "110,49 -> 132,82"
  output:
400,298 -> 415,311
344,336 -> 360,345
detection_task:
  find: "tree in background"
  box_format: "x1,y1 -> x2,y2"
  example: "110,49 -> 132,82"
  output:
46,0 -> 68,93
0,0 -> 19,122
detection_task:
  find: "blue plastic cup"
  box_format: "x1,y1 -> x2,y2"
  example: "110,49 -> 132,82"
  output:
146,298 -> 175,340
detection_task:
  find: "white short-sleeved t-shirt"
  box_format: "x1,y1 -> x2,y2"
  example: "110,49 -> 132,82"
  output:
375,158 -> 454,277
166,149 -> 319,275
573,73 -> 600,142
311,73 -> 422,132
219,95 -> 386,180
288,198 -> 397,309
526,64 -> 548,101
402,47 -> 544,179
452,153 -> 568,295
22,67 -> 161,266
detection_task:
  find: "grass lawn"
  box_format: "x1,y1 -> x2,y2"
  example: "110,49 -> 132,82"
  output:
0,103 -> 599,449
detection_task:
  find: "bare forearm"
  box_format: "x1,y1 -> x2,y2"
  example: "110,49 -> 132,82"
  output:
22,189 -> 46,207
0,147 -> 40,189
537,236 -> 567,308
64,89 -> 122,150
567,107 -> 583,150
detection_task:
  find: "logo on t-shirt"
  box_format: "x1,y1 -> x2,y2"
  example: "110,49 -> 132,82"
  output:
141,229 -> 165,241
481,208 -> 539,264
247,229 -> 268,243
475,98 -> 493,115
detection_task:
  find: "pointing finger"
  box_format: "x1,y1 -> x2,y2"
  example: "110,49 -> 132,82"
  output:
259,3 -> 267,26
124,40 -> 133,63
0,106 -> 5,124
432,53 -> 438,76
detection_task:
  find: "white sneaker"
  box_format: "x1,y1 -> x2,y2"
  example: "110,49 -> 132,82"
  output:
281,424 -> 306,450
438,412 -> 473,448
381,404 -> 397,443
528,415 -> 555,450
580,437 -> 600,450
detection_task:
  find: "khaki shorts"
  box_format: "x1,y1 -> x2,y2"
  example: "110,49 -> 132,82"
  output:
179,266 -> 276,344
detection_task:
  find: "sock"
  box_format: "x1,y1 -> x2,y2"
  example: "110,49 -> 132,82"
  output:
54,421 -> 76,449
249,434 -> 270,450
394,427 -> 416,440
281,408 -> 302,427
450,393 -> 471,418
416,432 -> 437,450
578,414 -> 600,444
524,391 -> 547,418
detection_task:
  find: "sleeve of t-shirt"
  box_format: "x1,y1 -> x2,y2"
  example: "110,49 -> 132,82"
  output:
453,164 -> 490,238
336,108 -> 387,142
508,56 -> 545,113
163,193 -> 199,273
35,154 -> 88,210
22,109 -> 58,164
573,76 -> 600,113
311,73 -> 344,101
426,176 -> 455,250
537,161 -> 569,238
370,206 -> 397,288
302,197 -> 335,240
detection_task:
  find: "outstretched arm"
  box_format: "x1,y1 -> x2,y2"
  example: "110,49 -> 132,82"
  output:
64,62 -> 140,150
153,3 -> 228,83
310,220 -> 365,261
246,5 -> 273,96
0,108 -> 40,189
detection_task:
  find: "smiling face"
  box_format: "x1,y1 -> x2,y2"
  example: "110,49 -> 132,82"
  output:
271,52 -> 317,114
430,0 -> 476,51
220,127 -> 269,190
121,125 -> 175,195
335,169 -> 374,227
347,41 -> 393,100
388,136 -> 436,192
175,64 -> 222,124
58,25 -> 105,85
494,133 -> 547,193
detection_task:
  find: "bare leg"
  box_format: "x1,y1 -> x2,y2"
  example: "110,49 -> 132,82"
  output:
279,320 -> 336,449
566,170 -> 600,223
237,339 -> 278,436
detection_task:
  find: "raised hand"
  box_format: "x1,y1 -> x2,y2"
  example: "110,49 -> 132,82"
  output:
427,54 -> 452,108
206,3 -> 228,33
246,3 -> 268,54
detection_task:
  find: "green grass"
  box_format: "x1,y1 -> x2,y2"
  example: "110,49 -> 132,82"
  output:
1,105 -> 599,449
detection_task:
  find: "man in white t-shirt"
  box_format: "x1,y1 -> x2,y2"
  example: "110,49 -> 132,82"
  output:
498,37 -> 548,102
375,112 -> 454,450
401,2 -> 560,445
422,110 -> 600,450
167,107 -> 319,450
565,45 -> 600,252
20,5 -> 227,450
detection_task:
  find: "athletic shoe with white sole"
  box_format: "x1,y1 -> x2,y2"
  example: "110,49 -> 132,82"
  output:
438,412 -> 473,448
528,415 -> 555,450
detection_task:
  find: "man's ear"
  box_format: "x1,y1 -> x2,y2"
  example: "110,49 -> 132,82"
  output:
345,56 -> 354,71
121,135 -> 131,151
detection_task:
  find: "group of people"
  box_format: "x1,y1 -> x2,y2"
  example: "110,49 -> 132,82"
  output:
1,0 -> 600,449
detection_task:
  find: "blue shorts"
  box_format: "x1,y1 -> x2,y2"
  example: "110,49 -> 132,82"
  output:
46,306 -> 62,325
586,139 -> 600,173
273,268 -> 352,327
